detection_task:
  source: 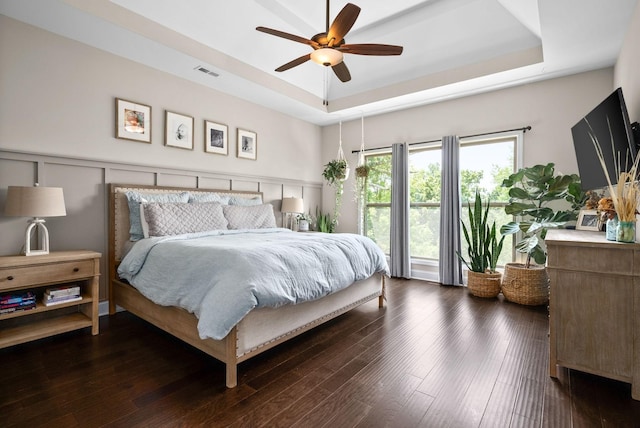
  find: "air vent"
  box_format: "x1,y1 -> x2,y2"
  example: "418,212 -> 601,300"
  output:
194,65 -> 219,77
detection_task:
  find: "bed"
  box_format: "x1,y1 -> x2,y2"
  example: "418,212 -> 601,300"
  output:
108,183 -> 388,387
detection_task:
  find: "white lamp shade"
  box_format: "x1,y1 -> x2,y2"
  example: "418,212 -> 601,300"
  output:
310,48 -> 344,66
5,186 -> 66,218
281,197 -> 304,214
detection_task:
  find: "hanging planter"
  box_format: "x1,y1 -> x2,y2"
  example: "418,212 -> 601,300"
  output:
321,121 -> 349,231
354,115 -> 369,204
322,159 -> 349,185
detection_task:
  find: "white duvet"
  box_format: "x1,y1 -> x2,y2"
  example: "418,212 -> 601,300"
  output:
117,228 -> 389,340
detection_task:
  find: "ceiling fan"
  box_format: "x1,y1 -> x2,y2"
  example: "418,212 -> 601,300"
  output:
256,1 -> 403,83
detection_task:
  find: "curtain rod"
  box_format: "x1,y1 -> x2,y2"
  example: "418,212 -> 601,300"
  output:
350,126 -> 532,154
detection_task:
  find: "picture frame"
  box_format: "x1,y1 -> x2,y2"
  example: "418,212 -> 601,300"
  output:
237,128 -> 257,160
165,110 -> 194,150
576,209 -> 601,231
204,120 -> 228,155
115,98 -> 151,143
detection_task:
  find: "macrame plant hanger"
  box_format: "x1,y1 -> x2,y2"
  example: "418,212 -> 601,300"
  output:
337,120 -> 349,180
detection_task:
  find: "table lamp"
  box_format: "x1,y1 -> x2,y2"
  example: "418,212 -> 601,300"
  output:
281,197 -> 304,230
5,184 -> 67,256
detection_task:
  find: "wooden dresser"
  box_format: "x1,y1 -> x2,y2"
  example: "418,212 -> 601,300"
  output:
546,229 -> 640,400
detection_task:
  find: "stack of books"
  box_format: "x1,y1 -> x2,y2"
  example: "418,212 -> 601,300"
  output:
43,285 -> 82,306
1,291 -> 36,314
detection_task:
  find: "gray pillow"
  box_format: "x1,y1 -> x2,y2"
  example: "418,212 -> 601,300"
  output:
188,192 -> 231,204
228,195 -> 262,206
125,191 -> 190,241
143,202 -> 228,237
223,204 -> 277,229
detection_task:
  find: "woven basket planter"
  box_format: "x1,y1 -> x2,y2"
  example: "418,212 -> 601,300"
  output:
467,270 -> 502,298
501,263 -> 549,306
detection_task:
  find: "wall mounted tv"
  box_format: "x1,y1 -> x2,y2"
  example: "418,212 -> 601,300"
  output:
571,87 -> 637,191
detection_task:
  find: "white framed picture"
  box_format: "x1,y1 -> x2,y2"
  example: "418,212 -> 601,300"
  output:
205,120 -> 228,155
165,110 -> 194,150
576,209 -> 601,231
115,98 -> 151,143
237,128 -> 257,160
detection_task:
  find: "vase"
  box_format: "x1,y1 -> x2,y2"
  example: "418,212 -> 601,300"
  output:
616,221 -> 636,243
606,216 -> 618,241
298,220 -> 309,232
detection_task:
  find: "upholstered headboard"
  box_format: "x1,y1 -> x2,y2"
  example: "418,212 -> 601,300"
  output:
108,183 -> 264,290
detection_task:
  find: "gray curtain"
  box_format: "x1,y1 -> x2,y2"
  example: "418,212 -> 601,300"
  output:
439,135 -> 463,286
390,142 -> 411,278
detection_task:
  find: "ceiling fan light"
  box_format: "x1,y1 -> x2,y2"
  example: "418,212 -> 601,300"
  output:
310,48 -> 343,66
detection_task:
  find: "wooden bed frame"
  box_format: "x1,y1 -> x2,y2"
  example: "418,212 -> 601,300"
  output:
107,183 -> 385,387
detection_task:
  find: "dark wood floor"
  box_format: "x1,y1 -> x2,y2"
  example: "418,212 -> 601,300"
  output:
2,279 -> 639,427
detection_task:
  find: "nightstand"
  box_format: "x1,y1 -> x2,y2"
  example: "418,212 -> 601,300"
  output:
0,250 -> 101,349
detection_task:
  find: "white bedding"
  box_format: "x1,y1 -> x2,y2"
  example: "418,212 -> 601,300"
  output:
117,228 -> 389,340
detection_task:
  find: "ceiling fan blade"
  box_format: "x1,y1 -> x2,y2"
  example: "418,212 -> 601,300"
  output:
256,26 -> 319,48
339,44 -> 404,56
327,3 -> 360,46
275,54 -> 312,72
332,61 -> 351,82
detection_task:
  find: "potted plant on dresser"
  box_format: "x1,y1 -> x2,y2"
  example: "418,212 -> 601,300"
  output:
499,163 -> 581,305
457,190 -> 505,298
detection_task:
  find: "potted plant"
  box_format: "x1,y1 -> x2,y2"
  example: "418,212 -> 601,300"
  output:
315,208 -> 335,233
457,190 -> 505,298
499,163 -> 581,305
296,212 -> 312,232
322,159 -> 349,185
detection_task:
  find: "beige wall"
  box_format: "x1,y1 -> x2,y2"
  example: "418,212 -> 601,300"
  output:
0,16 -> 322,182
615,0 -> 640,122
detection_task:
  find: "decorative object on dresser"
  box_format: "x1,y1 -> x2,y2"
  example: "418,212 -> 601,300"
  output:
204,120 -> 228,155
115,98 -> 151,143
576,209 -> 601,231
165,110 -> 194,150
281,197 -> 304,230
0,251 -> 101,349
499,163 -> 582,305
456,190 -> 505,298
546,229 -> 640,400
4,184 -> 67,256
237,128 -> 257,160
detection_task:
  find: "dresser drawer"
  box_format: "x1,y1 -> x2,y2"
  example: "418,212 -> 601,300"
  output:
0,259 -> 95,291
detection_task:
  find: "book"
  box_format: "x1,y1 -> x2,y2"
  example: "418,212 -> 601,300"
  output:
43,295 -> 82,306
45,285 -> 81,298
0,302 -> 36,314
0,291 -> 36,305
43,292 -> 81,302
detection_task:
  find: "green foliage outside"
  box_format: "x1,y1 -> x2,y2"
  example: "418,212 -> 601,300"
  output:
363,140 -> 516,267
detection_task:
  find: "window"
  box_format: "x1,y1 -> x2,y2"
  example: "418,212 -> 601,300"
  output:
362,132 -> 521,268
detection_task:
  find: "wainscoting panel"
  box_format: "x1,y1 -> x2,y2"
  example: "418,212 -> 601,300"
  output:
0,150 -> 322,302
157,173 -> 198,188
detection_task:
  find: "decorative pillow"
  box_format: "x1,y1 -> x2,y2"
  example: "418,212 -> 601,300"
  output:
143,202 -> 228,237
125,191 -> 190,241
228,195 -> 262,206
188,192 -> 231,204
223,204 -> 277,229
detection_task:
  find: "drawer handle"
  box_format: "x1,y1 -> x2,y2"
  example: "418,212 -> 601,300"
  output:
7,276 -> 13,281
73,267 -> 80,272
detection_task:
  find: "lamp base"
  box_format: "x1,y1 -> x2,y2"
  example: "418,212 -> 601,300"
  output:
24,218 -> 50,256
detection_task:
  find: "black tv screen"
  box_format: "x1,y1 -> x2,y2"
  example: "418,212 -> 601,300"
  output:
571,88 -> 636,191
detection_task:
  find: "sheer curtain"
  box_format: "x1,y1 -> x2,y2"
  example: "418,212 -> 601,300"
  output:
439,135 -> 463,286
390,142 -> 411,278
